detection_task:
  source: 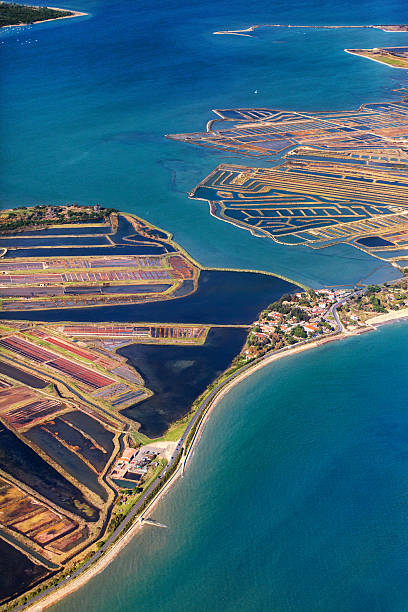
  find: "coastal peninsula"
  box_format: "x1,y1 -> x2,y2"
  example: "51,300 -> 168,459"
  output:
0,2 -> 86,28
1,205 -> 407,609
2,0 -> 408,608
1,204 -> 408,609
0,205 -> 300,609
345,46 -> 408,69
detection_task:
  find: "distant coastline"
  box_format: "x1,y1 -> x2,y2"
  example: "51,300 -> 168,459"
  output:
213,23 -> 408,36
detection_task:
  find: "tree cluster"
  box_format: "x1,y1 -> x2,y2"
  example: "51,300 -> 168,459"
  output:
0,2 -> 73,27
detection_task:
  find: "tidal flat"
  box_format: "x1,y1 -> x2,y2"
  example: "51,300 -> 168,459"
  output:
0,537 -> 50,605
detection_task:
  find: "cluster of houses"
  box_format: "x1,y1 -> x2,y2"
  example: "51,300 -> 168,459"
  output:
244,288 -> 349,358
110,446 -> 160,484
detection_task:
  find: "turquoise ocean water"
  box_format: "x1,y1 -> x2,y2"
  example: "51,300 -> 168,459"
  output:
53,322 -> 408,612
1,0 -> 408,610
1,0 -> 408,287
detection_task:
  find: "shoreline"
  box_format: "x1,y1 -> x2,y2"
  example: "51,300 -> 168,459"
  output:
16,307 -> 408,611
213,23 -> 408,36
344,49 -> 408,70
365,307 -> 408,326
21,329 -> 350,611
27,459 -> 183,611
2,6 -> 88,30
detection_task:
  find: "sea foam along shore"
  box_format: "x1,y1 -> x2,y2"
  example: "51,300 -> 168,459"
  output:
2,5 -> 88,29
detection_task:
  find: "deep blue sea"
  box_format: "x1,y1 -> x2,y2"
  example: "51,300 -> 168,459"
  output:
1,0 -> 408,610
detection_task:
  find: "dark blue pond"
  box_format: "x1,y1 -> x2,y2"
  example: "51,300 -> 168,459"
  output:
0,270 -> 300,325
0,236 -> 111,248
65,284 -> 172,295
0,538 -> 50,605
62,411 -> 115,455
109,215 -> 175,252
3,245 -> 168,258
120,327 -> 248,437
26,425 -> 108,501
2,214 -> 175,256
356,236 -> 394,247
0,426 -> 99,521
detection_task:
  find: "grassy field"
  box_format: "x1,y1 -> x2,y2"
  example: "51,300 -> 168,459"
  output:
352,51 -> 408,69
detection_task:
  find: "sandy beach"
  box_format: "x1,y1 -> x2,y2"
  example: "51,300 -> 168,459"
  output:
17,307 -> 408,611
344,49 -> 408,70
24,309 -> 408,611
365,307 -> 408,326
24,334 -> 342,611
28,454 -> 184,611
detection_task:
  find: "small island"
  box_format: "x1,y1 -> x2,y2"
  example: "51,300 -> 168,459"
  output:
0,1 -> 86,28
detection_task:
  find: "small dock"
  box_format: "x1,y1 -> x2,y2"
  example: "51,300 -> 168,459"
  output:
141,518 -> 168,528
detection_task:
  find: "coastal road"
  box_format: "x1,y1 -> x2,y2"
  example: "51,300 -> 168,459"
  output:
17,297 -> 352,611
327,295 -> 350,332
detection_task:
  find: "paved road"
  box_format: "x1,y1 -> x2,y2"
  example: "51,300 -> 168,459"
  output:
328,296 -> 349,332
15,297 -> 351,610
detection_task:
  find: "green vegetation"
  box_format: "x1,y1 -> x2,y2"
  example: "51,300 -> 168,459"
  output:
152,418 -> 189,442
267,294 -> 310,321
0,2 -> 73,27
73,499 -> 94,518
370,295 -> 386,313
0,204 -> 118,233
244,288 -> 341,359
292,324 -> 307,338
347,49 -> 408,69
338,278 -> 408,328
365,54 -> 408,68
